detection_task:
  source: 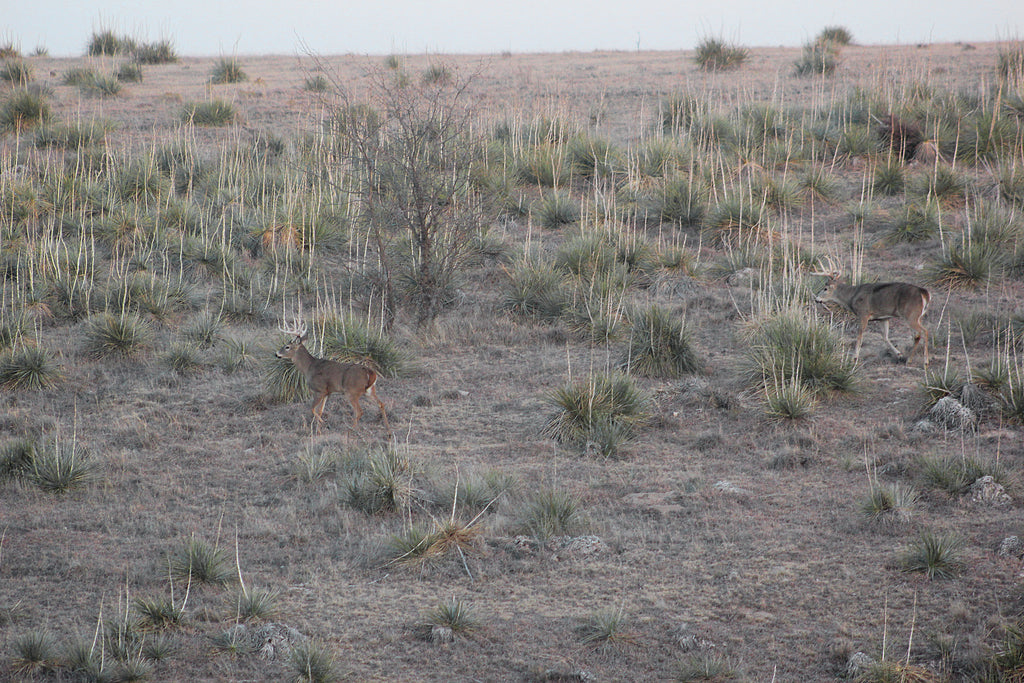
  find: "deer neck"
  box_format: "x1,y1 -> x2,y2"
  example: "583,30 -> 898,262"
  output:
291,344 -> 317,375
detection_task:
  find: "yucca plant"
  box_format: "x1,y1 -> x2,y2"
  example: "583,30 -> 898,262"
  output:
745,309 -> 859,394
117,62 -> 144,83
898,531 -> 964,580
532,190 -> 580,229
918,453 -> 1000,495
304,74 -> 329,92
516,144 -> 568,187
319,315 -> 411,378
181,99 -> 237,126
141,632 -> 179,661
184,310 -> 224,348
293,443 -> 340,483
543,371 -> 651,443
169,537 -> 235,587
161,342 -> 205,376
421,63 -> 452,85
262,354 -> 310,402
82,74 -> 123,98
0,60 -> 32,85
872,161 -> 905,196
817,26 -> 853,46
343,446 -> 417,515
620,305 -> 701,378
705,193 -> 769,243
0,438 -> 36,481
912,164 -> 967,207
133,594 -> 185,629
861,482 -> 919,525
928,239 -> 999,289
210,57 -> 247,84
567,134 -> 622,178
693,37 -> 748,71
794,41 -> 840,77
288,640 -> 338,683
502,259 -> 568,321
0,345 -> 62,390
27,438 -> 99,493
0,88 -> 51,131
1000,367 -> 1024,423
517,487 -> 585,541
656,175 -> 707,228
233,586 -> 280,621
423,598 -> 481,641
83,312 -> 153,359
763,374 -> 816,422
921,366 -> 965,407
579,607 -> 638,651
64,638 -> 106,677
885,202 -> 940,244
88,29 -> 134,56
221,337 -> 256,373
11,629 -> 57,673
132,40 -> 177,64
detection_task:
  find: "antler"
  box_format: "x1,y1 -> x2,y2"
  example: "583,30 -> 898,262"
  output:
810,254 -> 842,279
278,318 -> 307,338
278,301 -> 307,339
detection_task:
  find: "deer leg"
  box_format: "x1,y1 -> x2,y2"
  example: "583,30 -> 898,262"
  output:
310,392 -> 330,433
906,320 -> 929,367
880,319 -> 903,359
368,384 -> 391,434
347,393 -> 364,430
853,317 -> 869,359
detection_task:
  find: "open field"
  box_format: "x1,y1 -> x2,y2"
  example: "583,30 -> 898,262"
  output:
1,38 -> 1024,682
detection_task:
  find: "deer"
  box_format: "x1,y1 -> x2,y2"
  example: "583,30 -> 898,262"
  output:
275,322 -> 391,434
811,258 -> 930,367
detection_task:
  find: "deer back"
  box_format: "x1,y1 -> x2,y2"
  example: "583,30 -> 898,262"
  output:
853,282 -> 929,321
313,358 -> 377,395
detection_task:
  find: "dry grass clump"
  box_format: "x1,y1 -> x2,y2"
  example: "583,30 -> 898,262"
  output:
0,88 -> 51,131
620,304 -> 701,378
542,371 -> 651,448
693,37 -> 748,71
744,308 -> 859,395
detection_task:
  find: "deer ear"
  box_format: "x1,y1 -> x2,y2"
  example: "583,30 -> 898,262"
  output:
299,330 -> 309,343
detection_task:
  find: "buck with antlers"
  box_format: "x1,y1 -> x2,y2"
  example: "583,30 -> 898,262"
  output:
812,259 -> 930,367
276,322 -> 391,433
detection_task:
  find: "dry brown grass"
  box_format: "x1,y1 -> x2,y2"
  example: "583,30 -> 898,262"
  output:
0,41 -> 1022,682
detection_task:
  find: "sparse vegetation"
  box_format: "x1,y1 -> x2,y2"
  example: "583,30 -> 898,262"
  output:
1,42 -> 1021,683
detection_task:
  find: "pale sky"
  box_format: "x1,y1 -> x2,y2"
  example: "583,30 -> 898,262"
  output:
6,0 -> 1023,57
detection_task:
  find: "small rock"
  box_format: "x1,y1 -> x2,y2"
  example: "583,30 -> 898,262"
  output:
430,625 -> 454,644
846,651 -> 876,678
998,536 -> 1023,558
929,396 -> 976,431
713,480 -> 749,495
968,476 -> 1012,507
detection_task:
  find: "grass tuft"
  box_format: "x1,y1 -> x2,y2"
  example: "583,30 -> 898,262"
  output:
898,531 -> 964,580
620,305 -> 701,378
169,537 -> 236,587
0,345 -> 62,390
543,372 -> 651,444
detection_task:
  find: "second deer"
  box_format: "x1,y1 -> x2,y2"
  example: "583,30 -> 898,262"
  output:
812,260 -> 930,367
276,323 -> 391,433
